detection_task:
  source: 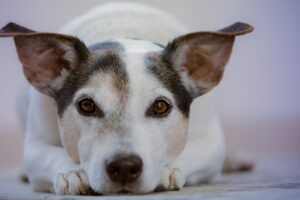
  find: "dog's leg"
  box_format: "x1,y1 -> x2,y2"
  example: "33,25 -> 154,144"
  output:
24,140 -> 92,195
23,90 -> 92,195
157,116 -> 226,190
222,151 -> 254,173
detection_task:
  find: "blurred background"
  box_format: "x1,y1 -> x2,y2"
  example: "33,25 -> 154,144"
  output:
0,0 -> 299,170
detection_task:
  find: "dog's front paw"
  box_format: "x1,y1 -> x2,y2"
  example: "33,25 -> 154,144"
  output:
54,169 -> 93,195
156,167 -> 185,191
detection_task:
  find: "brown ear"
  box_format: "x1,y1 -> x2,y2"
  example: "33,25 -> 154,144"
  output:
0,22 -> 89,96
163,22 -> 253,98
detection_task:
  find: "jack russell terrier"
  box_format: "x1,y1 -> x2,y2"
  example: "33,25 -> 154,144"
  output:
0,2 -> 253,195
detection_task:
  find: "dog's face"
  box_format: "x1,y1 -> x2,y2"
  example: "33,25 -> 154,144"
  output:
0,22 -> 253,194
58,39 -> 191,193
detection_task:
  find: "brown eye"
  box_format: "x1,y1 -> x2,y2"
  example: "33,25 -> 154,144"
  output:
77,97 -> 104,117
78,98 -> 95,114
147,98 -> 172,117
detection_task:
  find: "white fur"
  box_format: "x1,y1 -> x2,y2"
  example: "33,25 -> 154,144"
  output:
59,2 -> 186,46
19,2 -> 225,194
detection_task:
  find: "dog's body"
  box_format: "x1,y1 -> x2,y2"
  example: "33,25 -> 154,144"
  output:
1,3 -> 253,195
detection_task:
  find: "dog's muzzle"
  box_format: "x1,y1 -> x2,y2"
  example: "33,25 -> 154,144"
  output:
105,153 -> 143,184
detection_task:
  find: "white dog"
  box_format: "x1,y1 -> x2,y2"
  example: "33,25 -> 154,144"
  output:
0,2 -> 253,195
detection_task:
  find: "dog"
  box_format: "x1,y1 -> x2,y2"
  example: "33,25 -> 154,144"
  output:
0,2 -> 253,195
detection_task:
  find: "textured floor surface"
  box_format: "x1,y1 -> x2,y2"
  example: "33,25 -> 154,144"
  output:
0,160 -> 300,200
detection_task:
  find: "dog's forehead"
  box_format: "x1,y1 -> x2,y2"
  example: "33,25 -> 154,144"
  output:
117,38 -> 164,53
89,38 -> 163,53
86,39 -> 166,97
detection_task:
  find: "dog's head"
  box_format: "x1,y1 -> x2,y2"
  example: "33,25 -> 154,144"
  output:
0,22 -> 252,194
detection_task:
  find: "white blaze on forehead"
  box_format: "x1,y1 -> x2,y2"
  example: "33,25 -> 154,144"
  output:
117,39 -> 163,53
119,39 -> 174,113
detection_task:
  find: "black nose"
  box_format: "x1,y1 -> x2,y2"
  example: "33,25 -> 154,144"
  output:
105,153 -> 143,184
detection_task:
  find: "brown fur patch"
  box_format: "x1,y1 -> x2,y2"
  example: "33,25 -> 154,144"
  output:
182,35 -> 234,91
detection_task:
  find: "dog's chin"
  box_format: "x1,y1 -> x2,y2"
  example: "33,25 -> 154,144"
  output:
90,179 -> 157,195
95,185 -> 156,195
116,189 -> 131,194
115,188 -> 150,195
92,187 -> 153,195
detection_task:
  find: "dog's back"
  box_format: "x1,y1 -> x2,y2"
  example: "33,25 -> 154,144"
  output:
59,2 -> 187,45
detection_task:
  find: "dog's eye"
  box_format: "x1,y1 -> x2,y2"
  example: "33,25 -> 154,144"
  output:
147,98 -> 172,117
77,97 -> 103,117
79,98 -> 95,113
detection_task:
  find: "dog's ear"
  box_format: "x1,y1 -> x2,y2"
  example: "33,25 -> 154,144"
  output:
0,22 -> 89,97
163,22 -> 253,98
